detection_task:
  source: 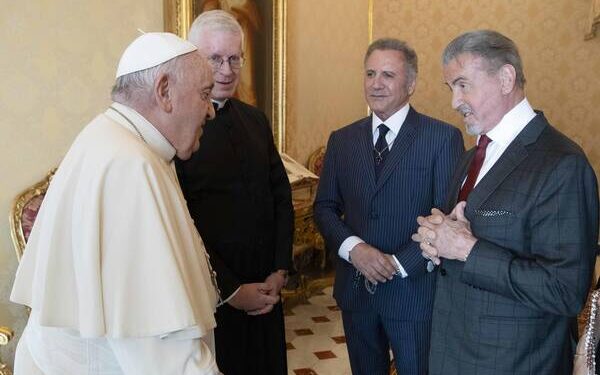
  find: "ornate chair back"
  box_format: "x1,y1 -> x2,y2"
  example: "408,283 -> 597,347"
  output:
2,169 -> 56,373
9,169 -> 56,261
3,169 -> 55,375
574,286 -> 600,375
307,146 -> 326,177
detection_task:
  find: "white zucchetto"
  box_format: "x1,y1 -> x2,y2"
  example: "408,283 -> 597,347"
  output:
115,32 -> 197,78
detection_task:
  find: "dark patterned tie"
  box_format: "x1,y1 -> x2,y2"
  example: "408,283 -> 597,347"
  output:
457,134 -> 492,202
374,124 -> 390,179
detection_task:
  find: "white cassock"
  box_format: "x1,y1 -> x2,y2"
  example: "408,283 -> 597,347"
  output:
10,102 -> 220,375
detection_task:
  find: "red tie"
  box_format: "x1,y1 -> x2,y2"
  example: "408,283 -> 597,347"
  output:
457,134 -> 491,202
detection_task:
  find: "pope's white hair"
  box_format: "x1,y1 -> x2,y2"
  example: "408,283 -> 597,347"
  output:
111,55 -> 186,104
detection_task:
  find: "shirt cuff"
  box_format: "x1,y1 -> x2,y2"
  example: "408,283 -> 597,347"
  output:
391,255 -> 408,278
217,287 -> 241,307
339,236 -> 365,262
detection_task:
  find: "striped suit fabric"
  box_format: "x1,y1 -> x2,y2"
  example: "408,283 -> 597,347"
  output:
314,106 -> 464,374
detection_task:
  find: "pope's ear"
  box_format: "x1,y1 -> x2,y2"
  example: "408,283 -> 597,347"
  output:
154,73 -> 172,112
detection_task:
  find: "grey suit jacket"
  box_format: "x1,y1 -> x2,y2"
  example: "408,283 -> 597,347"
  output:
429,112 -> 599,375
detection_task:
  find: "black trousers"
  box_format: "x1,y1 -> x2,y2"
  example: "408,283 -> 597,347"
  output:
215,301 -> 287,375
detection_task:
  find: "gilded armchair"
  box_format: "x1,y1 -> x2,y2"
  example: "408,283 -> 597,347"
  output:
307,146 -> 326,177
0,327 -> 14,375
9,168 -> 56,260
2,168 -> 56,374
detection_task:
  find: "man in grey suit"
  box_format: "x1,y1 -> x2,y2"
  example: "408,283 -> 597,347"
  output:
314,38 -> 463,375
415,30 -> 599,374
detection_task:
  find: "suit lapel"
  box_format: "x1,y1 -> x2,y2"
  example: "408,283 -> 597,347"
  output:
357,117 -> 377,188
466,140 -> 528,212
465,112 -> 548,212
374,107 -> 419,193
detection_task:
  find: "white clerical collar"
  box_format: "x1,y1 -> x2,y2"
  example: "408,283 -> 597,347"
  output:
371,102 -> 410,136
212,99 -> 228,110
106,102 -> 176,162
483,98 -> 536,147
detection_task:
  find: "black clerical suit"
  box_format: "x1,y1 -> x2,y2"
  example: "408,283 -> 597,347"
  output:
175,98 -> 294,375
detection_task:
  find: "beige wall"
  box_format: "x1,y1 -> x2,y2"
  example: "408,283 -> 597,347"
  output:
0,0 -> 162,366
285,0 -> 370,164
1,0 -> 599,368
372,0 -> 600,175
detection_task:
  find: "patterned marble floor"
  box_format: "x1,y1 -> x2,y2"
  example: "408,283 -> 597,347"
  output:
285,286 -> 352,375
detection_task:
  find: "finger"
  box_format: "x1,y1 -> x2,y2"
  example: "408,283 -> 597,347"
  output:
454,201 -> 468,222
377,256 -> 399,279
256,282 -> 272,292
247,304 -> 274,315
428,209 -> 445,224
373,267 -> 394,281
257,286 -> 272,294
364,263 -> 387,283
417,227 -> 436,242
412,233 -> 423,243
417,217 -> 438,231
419,215 -> 444,229
260,293 -> 280,305
364,272 -> 380,285
419,241 -> 438,258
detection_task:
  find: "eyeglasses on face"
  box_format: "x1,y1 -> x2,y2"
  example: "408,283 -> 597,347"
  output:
207,55 -> 245,70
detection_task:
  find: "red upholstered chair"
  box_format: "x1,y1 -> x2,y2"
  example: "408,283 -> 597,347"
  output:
2,169 -> 56,374
9,169 -> 56,261
307,146 -> 326,177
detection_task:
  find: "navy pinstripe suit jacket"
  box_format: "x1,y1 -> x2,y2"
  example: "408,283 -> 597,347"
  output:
314,106 -> 464,319
429,112 -> 599,374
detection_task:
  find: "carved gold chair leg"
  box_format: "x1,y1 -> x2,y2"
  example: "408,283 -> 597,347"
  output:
0,326 -> 14,375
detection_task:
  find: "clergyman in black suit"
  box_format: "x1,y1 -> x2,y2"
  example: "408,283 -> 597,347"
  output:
174,10 -> 293,375
415,30 -> 599,374
314,38 -> 464,375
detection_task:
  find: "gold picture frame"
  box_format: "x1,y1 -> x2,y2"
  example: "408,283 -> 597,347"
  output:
163,0 -> 287,151
585,0 -> 600,40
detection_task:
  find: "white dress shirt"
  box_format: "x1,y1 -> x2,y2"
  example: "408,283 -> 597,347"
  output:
470,98 -> 536,187
337,103 -> 410,278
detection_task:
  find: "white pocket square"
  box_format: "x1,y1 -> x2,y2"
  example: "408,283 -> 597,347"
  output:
474,209 -> 513,217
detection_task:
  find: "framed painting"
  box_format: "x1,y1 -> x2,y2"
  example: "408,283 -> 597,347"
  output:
586,0 -> 600,40
164,0 -> 287,151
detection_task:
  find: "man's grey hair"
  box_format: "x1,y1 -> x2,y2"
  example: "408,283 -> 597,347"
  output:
188,9 -> 244,48
442,30 -> 526,88
111,55 -> 187,104
364,38 -> 418,85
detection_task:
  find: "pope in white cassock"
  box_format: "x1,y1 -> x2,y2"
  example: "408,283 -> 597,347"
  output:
10,32 -> 221,375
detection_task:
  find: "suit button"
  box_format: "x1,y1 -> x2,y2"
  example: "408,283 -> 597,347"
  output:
370,212 -> 379,219
440,268 -> 447,276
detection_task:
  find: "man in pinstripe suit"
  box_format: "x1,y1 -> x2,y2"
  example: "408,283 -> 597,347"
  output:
313,38 -> 464,375
415,30 -> 599,374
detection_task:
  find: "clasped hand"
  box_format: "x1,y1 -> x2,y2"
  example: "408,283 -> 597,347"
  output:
411,201 -> 476,264
349,242 -> 398,285
228,271 -> 287,316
